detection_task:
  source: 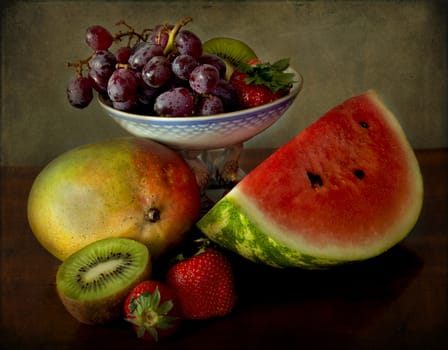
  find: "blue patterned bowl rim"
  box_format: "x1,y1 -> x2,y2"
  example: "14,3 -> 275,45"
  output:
98,68 -> 303,124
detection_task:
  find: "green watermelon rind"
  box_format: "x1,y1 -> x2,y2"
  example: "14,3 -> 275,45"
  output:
198,91 -> 424,269
197,196 -> 345,269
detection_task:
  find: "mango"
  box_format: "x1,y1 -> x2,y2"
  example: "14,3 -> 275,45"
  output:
27,137 -> 201,261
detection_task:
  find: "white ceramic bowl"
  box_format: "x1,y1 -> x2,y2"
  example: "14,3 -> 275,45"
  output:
98,68 -> 303,150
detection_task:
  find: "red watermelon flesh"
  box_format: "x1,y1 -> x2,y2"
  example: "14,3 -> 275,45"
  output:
197,90 -> 423,268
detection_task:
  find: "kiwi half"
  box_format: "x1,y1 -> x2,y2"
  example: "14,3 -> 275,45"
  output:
202,37 -> 258,80
56,237 -> 151,325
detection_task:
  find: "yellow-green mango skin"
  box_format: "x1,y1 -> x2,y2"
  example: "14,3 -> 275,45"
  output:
27,137 -> 201,261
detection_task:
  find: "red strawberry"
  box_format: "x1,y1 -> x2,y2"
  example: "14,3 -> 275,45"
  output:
166,247 -> 236,320
229,58 -> 295,108
124,280 -> 181,342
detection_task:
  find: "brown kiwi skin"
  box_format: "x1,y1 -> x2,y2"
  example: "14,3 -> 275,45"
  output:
56,263 -> 151,325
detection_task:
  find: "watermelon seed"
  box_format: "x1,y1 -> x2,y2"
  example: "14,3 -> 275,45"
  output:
354,169 -> 365,179
306,171 -> 323,188
359,121 -> 369,128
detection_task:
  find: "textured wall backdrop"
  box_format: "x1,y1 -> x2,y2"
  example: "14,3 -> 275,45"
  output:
1,0 -> 447,165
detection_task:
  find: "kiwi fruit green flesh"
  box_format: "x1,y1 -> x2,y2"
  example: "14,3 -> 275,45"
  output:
56,237 -> 151,325
203,37 -> 258,80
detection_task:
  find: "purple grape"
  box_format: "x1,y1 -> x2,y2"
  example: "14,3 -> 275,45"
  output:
115,46 -> 132,64
107,68 -> 138,103
112,99 -> 137,112
164,75 -> 191,90
138,86 -> 159,106
88,50 -> 116,72
196,95 -> 224,116
130,41 -> 148,54
85,25 -> 113,50
135,71 -> 159,106
66,76 -> 93,109
198,54 -> 226,78
88,50 -> 117,92
142,56 -> 172,88
210,79 -> 239,111
88,68 -> 109,93
154,87 -> 195,117
151,24 -> 171,50
128,42 -> 164,71
172,54 -> 198,80
189,64 -> 220,94
175,30 -> 202,59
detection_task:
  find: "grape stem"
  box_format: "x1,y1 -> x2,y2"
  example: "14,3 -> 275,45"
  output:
66,17 -> 193,77
66,20 -> 148,77
116,63 -> 131,70
66,52 -> 94,77
163,17 -> 193,55
114,20 -> 149,47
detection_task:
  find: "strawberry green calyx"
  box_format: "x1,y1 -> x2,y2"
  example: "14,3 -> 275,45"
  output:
125,288 -> 178,342
237,58 -> 295,93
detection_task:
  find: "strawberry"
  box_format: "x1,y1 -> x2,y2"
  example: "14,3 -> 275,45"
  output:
229,58 -> 295,108
166,246 -> 236,320
124,280 -> 181,342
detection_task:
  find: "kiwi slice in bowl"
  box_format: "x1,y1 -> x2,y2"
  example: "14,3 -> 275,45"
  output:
203,37 -> 258,79
56,237 -> 151,325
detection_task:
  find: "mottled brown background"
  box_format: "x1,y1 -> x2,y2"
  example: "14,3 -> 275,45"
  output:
1,0 -> 447,166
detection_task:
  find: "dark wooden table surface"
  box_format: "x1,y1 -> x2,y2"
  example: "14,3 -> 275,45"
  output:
1,148 -> 447,350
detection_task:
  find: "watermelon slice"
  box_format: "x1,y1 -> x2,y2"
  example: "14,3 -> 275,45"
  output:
197,90 -> 423,268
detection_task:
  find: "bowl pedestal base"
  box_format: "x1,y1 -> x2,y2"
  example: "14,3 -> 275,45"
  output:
179,143 -> 245,202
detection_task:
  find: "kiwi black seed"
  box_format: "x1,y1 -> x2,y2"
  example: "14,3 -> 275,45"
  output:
56,237 -> 151,325
202,37 -> 258,79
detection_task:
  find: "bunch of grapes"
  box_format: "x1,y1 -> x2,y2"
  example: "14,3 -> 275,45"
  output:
66,18 -> 238,117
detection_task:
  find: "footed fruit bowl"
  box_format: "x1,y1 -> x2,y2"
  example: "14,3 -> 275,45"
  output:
98,67 -> 302,191
98,67 -> 302,151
